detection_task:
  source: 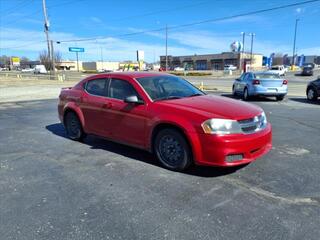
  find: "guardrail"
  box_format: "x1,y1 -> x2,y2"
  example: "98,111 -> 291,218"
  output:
0,71 -> 84,82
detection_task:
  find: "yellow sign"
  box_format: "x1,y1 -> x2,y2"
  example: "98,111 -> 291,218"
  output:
12,57 -> 20,65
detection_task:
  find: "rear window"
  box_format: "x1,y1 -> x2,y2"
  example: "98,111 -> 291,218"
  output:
254,73 -> 279,79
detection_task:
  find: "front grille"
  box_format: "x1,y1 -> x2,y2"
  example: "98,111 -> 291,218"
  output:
238,114 -> 266,134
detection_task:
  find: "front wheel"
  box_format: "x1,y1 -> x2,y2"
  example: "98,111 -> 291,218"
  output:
154,129 -> 192,171
232,85 -> 237,96
64,111 -> 85,141
307,87 -> 318,101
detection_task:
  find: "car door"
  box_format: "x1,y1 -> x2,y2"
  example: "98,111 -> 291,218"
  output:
241,73 -> 251,91
80,78 -> 111,137
234,73 -> 245,93
104,78 -> 147,147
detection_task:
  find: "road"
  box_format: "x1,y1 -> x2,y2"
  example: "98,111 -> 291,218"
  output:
0,95 -> 319,240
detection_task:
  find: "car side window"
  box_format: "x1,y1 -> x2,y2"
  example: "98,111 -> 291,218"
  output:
85,78 -> 108,97
246,73 -> 252,81
109,78 -> 139,100
239,73 -> 245,81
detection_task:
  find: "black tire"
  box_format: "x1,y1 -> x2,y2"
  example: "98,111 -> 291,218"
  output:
232,85 -> 237,96
307,87 -> 318,101
276,95 -> 285,101
243,87 -> 249,101
154,128 -> 192,171
64,111 -> 85,141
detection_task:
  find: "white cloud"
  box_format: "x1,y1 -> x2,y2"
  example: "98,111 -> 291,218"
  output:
90,17 -> 102,23
296,8 -> 302,13
0,27 -> 319,62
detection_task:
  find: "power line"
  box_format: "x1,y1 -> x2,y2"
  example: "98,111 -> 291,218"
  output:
111,0 -> 210,22
1,0 -> 86,27
56,0 -> 320,43
2,0 -> 320,49
0,0 -> 31,17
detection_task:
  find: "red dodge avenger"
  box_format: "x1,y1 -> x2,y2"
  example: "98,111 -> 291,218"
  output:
58,72 -> 272,170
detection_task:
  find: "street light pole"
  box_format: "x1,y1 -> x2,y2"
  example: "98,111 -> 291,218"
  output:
240,32 -> 245,72
249,33 -> 255,69
165,24 -> 168,71
292,19 -> 299,67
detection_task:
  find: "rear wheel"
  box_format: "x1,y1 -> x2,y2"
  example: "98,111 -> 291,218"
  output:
307,87 -> 318,101
154,128 -> 192,171
243,87 -> 249,101
276,95 -> 285,101
64,111 -> 85,141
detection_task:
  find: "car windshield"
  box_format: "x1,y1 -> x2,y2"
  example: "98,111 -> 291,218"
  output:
136,75 -> 204,101
271,67 -> 279,70
254,73 -> 280,79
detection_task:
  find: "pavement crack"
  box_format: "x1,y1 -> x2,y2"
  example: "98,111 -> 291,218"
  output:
222,177 -> 320,206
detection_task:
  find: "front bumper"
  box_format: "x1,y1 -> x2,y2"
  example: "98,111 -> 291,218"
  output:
192,123 -> 272,167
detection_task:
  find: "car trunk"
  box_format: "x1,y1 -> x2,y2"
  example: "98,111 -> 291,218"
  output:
258,79 -> 284,87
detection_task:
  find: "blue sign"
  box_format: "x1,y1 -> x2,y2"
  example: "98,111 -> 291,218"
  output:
298,54 -> 305,67
69,47 -> 85,52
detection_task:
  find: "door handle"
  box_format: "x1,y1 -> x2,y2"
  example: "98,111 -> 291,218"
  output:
102,102 -> 112,109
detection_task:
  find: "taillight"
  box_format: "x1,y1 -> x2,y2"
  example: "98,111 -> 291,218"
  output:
253,79 -> 260,85
283,80 -> 288,85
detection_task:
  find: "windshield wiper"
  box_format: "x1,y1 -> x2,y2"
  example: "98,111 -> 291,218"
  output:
154,96 -> 182,101
187,93 -> 204,97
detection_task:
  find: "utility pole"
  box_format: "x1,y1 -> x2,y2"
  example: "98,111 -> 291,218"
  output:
240,32 -> 245,72
249,33 -> 255,69
50,40 -> 55,75
292,19 -> 299,67
165,24 -> 168,71
42,0 -> 51,71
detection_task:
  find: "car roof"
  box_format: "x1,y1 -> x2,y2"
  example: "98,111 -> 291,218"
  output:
96,71 -> 172,79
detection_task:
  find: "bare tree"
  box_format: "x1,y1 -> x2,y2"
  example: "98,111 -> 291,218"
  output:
39,50 -> 62,70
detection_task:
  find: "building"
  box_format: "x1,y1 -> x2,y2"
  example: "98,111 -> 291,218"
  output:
160,52 -> 263,70
56,60 -> 83,71
82,61 -> 119,71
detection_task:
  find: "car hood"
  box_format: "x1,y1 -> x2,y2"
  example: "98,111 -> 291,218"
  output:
156,95 -> 263,120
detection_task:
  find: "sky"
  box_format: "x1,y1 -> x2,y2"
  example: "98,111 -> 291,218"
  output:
0,0 -> 319,62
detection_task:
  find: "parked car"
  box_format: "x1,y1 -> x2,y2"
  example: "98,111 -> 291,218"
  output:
58,72 -> 272,170
174,67 -> 184,71
306,76 -> 320,101
301,66 -> 313,76
267,65 -> 286,76
232,72 -> 288,101
224,65 -> 237,71
21,68 -> 35,72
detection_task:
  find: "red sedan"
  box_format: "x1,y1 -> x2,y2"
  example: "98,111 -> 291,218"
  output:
58,72 -> 272,171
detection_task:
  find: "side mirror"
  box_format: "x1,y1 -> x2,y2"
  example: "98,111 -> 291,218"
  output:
235,78 -> 241,81
124,95 -> 144,104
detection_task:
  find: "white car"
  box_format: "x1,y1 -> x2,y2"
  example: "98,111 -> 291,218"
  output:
224,65 -> 237,71
34,65 -> 47,74
174,67 -> 185,71
267,65 -> 286,76
21,68 -> 35,72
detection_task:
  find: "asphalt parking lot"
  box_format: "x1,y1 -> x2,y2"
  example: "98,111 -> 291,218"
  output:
0,94 -> 319,240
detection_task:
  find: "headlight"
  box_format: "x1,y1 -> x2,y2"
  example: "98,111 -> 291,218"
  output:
201,119 -> 242,135
260,111 -> 267,126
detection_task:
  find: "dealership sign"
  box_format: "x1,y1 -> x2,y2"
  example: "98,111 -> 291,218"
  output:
12,57 -> 20,66
69,47 -> 85,52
